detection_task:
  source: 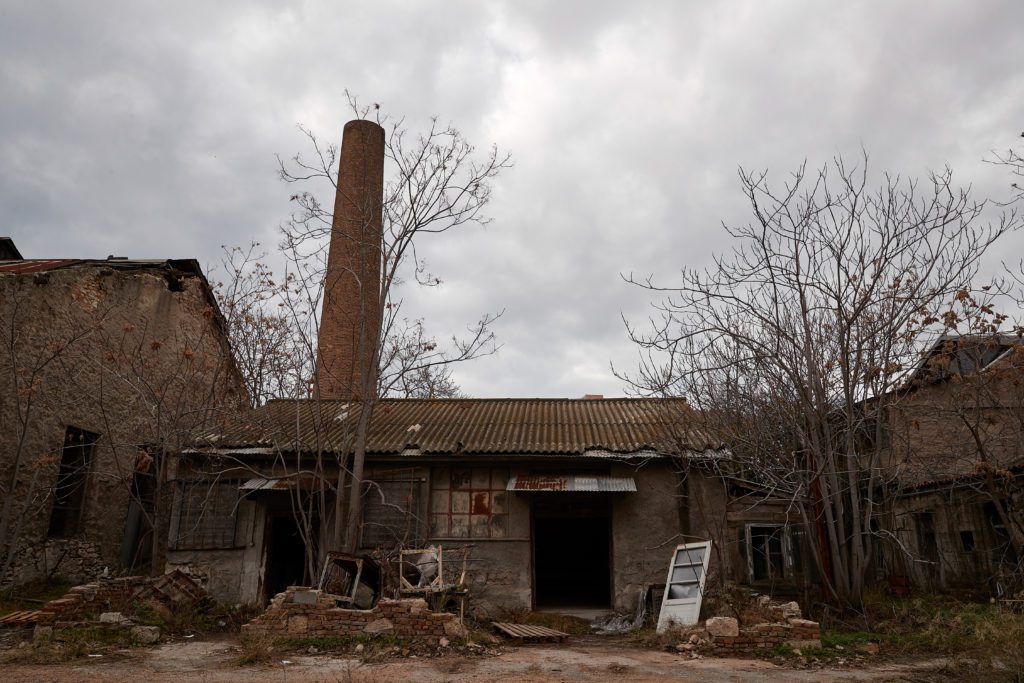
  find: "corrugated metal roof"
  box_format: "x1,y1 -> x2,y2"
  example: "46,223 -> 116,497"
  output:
201,398 -> 719,457
507,475 -> 637,492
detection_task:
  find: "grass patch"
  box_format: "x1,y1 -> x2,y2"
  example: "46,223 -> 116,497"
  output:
1,624 -> 141,665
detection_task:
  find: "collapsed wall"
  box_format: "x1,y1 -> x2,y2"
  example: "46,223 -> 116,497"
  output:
242,587 -> 467,644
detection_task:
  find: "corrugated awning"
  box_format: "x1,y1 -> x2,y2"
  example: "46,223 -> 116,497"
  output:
506,475 -> 637,492
239,476 -> 318,491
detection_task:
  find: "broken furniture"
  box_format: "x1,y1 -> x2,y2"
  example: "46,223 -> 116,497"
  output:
317,552 -> 381,609
656,541 -> 712,633
395,545 -> 470,620
492,621 -> 568,642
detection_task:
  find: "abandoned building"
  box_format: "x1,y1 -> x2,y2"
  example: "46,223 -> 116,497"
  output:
163,120 -> 826,615
878,335 -> 1024,594
0,241 -> 246,588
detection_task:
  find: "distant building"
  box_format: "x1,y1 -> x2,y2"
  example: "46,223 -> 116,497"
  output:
0,242 -> 246,587
880,335 -> 1024,593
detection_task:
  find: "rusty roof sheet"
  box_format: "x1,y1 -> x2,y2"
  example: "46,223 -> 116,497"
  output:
201,398 -> 719,457
0,259 -> 80,273
507,474 -> 637,492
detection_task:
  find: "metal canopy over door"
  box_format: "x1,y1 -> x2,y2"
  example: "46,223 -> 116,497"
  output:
656,541 -> 712,633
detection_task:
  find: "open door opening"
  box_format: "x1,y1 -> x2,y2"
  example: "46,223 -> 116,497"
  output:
533,494 -> 611,609
263,516 -> 316,602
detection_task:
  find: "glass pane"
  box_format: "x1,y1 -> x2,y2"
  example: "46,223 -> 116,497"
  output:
491,492 -> 508,514
430,490 -> 449,513
451,491 -> 471,514
431,467 -> 450,490
470,514 -> 489,538
451,469 -> 472,490
472,468 -> 491,489
492,468 -> 510,490
490,514 -> 508,538
449,515 -> 469,537
430,514 -> 448,537
672,565 -> 702,583
471,491 -> 490,515
668,583 -> 700,599
675,547 -> 705,566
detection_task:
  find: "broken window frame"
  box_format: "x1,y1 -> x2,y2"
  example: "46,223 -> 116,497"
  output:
47,426 -> 100,538
429,466 -> 509,540
744,523 -> 799,583
360,468 -> 426,549
171,478 -> 242,550
656,540 -> 712,633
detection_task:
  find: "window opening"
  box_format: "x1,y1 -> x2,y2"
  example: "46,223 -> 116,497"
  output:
172,479 -> 240,549
47,427 -> 99,538
361,468 -> 424,548
430,467 -> 508,539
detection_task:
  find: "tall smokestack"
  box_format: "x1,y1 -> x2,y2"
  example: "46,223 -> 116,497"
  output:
314,119 -> 386,400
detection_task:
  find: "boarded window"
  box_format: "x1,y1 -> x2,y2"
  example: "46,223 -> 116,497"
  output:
361,469 -> 424,548
172,480 -> 240,549
429,467 -> 509,539
48,427 -> 99,538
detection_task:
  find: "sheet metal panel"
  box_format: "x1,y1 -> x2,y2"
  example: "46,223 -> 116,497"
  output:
506,475 -> 637,492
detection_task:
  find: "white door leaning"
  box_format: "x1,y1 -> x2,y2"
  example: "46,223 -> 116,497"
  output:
656,541 -> 712,633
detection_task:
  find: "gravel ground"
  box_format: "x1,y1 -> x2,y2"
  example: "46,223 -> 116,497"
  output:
0,633 -> 954,682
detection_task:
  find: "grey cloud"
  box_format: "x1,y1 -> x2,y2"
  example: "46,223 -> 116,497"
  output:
2,0 -> 1022,398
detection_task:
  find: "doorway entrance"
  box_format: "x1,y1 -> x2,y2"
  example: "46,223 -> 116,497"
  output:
532,494 -> 611,609
263,515 -> 316,602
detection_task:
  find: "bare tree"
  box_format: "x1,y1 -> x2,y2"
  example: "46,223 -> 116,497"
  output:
242,99 -> 511,560
621,154 -> 1021,612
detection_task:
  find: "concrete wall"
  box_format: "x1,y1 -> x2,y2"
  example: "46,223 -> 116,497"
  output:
0,265 -> 245,588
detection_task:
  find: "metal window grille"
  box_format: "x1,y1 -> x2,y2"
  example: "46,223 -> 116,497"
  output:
173,479 -> 240,549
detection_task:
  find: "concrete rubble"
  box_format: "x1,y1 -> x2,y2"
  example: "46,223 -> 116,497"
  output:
242,586 -> 468,645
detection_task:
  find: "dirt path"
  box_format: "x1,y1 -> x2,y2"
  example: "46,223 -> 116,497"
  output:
2,636 -> 949,682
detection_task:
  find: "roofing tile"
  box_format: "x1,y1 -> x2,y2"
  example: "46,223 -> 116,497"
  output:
202,397 -> 718,457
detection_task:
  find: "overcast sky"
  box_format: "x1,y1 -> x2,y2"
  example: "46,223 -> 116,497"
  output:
2,1 -> 1022,398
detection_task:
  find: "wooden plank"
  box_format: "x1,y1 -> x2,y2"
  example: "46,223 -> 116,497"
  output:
492,621 -> 568,641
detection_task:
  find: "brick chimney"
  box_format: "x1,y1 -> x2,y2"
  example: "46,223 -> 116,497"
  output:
314,119 -> 386,400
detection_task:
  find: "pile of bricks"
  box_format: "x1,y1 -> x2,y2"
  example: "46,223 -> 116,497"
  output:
698,618 -> 821,656
242,587 -> 467,644
34,577 -> 150,625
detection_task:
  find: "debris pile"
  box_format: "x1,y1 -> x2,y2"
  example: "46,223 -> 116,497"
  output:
672,598 -> 821,658
242,587 -> 467,644
0,570 -> 209,648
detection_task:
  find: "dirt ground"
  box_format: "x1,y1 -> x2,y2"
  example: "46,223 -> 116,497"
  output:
0,634 -> 958,682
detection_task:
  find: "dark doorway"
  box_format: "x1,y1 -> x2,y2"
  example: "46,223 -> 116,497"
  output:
264,516 -> 314,601
533,495 -> 611,609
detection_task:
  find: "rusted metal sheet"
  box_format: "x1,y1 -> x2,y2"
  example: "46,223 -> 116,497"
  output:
238,475 -> 318,491
506,475 -> 637,492
0,259 -> 79,273
197,398 -> 720,457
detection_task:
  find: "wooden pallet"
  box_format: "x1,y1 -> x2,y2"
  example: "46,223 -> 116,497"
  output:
0,610 -> 42,627
492,621 -> 568,642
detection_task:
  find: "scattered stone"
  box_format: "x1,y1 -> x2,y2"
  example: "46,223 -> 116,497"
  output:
130,625 -> 161,645
675,643 -> 695,652
439,637 -> 449,647
355,644 -> 365,653
859,642 -> 879,655
787,618 -> 819,629
705,616 -> 739,637
757,595 -> 771,607
689,633 -> 700,644
779,601 -> 801,619
99,612 -> 128,624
